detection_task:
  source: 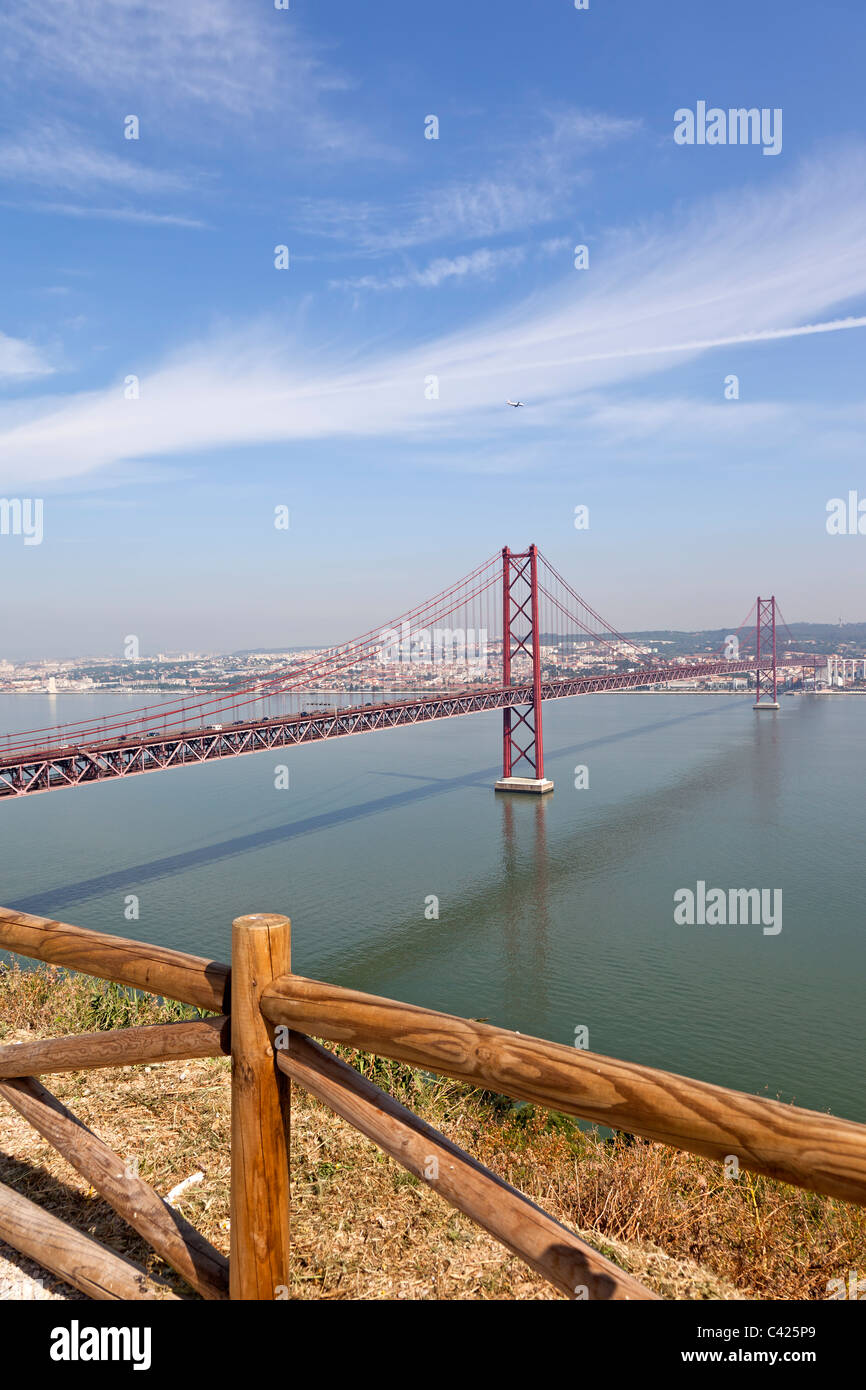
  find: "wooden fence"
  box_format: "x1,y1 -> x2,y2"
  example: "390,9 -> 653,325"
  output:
1,904 -> 864,1301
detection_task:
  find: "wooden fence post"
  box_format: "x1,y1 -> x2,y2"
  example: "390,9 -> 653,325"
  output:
230,913 -> 291,1300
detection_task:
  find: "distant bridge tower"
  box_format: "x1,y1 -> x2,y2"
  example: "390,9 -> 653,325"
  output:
753,596 -> 780,710
495,545 -> 554,793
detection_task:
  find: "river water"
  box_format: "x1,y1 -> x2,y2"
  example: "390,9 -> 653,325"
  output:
1,690 -> 863,1121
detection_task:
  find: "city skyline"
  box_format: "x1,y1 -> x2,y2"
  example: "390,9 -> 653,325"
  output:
3,609 -> 865,670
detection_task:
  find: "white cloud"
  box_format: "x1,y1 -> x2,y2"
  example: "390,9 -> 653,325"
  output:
332,246 -> 528,292
3,0 -> 294,111
0,332 -> 53,381
1,0 -> 370,156
544,110 -> 643,146
0,125 -> 189,195
577,395 -> 794,449
294,178 -> 574,253
3,153 -> 866,486
293,107 -> 637,251
0,122 -> 200,226
25,203 -> 206,229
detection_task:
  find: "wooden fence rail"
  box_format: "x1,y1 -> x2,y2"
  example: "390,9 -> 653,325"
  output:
1,904 -> 865,1301
0,1017 -> 229,1077
0,907 -> 229,1011
276,1030 -> 656,1300
260,973 -> 866,1206
0,1075 -> 229,1300
0,1178 -> 181,1300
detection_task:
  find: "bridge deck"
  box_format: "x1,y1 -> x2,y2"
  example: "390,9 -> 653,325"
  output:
0,656 -> 814,798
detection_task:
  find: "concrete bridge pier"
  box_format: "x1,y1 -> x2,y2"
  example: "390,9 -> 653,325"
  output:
495,776 -> 554,794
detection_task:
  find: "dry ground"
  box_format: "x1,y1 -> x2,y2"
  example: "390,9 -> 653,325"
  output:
0,963 -> 862,1301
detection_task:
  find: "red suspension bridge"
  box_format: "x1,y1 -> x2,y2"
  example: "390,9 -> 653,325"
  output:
0,547 -> 818,799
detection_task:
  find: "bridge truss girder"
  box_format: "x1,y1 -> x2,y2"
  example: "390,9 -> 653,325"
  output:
0,654 -> 822,799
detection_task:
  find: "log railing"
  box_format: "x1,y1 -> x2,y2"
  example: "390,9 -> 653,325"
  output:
1,904 -> 865,1301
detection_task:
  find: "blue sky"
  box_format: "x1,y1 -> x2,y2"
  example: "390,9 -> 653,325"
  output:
1,0 -> 866,658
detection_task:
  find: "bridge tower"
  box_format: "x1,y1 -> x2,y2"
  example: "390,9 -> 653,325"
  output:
753,596 -> 780,710
495,545 -> 554,794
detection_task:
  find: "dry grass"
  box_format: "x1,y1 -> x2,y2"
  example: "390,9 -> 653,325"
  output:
0,962 -> 862,1301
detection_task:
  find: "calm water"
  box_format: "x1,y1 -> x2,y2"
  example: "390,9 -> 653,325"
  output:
1,691 -> 863,1120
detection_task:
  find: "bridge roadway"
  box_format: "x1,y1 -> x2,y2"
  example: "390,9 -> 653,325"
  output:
0,656 -> 800,798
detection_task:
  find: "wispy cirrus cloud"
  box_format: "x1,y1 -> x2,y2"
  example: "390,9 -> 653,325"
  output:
331,238 -> 574,293
13,202 -> 207,229
0,120 -> 209,227
0,332 -> 53,381
293,178 -> 572,253
0,125 -> 190,195
296,107 -> 641,253
2,0 -> 309,112
0,123 -> 202,227
0,0 -> 378,159
543,110 -> 643,146
2,152 -> 866,486
331,246 -> 529,292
